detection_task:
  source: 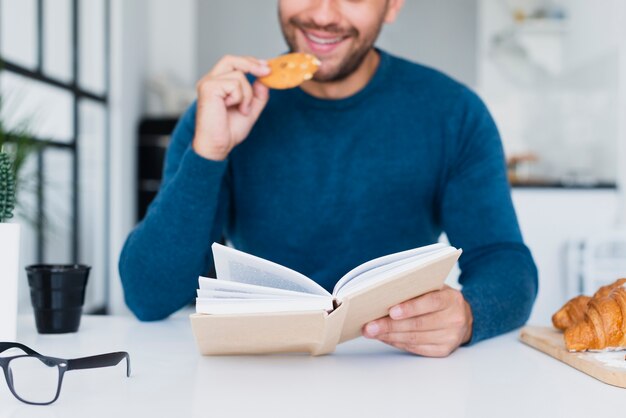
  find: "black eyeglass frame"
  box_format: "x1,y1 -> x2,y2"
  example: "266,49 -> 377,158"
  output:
0,342 -> 130,406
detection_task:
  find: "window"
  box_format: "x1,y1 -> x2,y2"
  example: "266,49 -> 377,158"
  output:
0,0 -> 110,313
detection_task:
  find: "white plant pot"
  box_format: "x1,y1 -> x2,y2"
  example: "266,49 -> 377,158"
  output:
0,223 -> 20,341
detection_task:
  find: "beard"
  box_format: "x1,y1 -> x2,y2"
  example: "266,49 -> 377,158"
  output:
279,14 -> 385,83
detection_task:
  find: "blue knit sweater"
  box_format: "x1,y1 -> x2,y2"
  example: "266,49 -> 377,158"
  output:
119,50 -> 538,344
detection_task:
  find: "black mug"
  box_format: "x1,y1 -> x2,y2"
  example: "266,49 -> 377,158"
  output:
25,265 -> 91,334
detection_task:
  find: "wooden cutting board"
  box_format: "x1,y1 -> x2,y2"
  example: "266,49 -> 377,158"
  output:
519,325 -> 626,389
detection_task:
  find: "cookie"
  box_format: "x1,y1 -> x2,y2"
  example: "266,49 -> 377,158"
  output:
258,53 -> 321,89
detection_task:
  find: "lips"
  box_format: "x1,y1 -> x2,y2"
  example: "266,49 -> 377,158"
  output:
304,32 -> 345,45
301,29 -> 348,54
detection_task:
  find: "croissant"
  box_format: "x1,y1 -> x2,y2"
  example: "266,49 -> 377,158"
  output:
552,295 -> 591,331
564,285 -> 626,351
551,278 -> 626,330
593,278 -> 626,299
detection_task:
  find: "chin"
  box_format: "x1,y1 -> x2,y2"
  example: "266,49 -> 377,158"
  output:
311,58 -> 344,79
309,68 -> 337,82
312,71 -> 339,83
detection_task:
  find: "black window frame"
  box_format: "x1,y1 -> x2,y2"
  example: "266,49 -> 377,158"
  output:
0,0 -> 111,313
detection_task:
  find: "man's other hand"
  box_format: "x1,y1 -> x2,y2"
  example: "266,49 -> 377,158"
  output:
193,55 -> 271,161
362,285 -> 473,357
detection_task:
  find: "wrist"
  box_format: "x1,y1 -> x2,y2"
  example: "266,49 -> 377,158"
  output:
192,138 -> 230,161
462,299 -> 474,344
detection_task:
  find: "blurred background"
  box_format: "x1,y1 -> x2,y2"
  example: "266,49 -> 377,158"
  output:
1,0 -> 625,325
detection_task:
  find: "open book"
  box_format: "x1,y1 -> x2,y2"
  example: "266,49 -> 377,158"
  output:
190,243 -> 461,356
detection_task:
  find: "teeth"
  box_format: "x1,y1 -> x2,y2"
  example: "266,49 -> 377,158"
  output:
305,33 -> 343,45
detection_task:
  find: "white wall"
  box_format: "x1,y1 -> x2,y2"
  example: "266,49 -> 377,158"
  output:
377,0 -> 477,86
196,0 -> 283,78
146,0 -> 198,87
197,0 -> 477,86
108,0 -> 150,315
618,1 -> 626,226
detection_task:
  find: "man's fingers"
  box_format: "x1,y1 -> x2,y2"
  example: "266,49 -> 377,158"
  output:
364,316 -> 399,336
406,344 -> 454,358
379,338 -> 456,357
385,341 -> 410,352
362,287 -> 471,358
248,81 -> 270,118
215,71 -> 254,114
376,329 -> 455,346
378,332 -> 460,356
389,287 -> 458,320
364,311 -> 454,337
216,79 -> 244,108
210,55 -> 270,78
197,55 -> 271,116
380,340 -> 452,357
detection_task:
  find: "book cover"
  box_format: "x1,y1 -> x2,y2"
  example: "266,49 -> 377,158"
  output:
190,243 -> 461,355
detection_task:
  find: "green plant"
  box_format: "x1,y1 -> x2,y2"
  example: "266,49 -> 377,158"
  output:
0,90 -> 41,227
0,92 -> 39,185
0,152 -> 16,222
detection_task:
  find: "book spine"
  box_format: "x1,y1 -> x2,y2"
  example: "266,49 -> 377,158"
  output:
311,299 -> 351,356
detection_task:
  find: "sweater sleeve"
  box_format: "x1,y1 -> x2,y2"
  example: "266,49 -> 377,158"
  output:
119,102 -> 231,320
439,90 -> 538,344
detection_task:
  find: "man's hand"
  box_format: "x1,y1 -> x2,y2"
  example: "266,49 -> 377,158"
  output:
362,286 -> 473,357
193,55 -> 271,161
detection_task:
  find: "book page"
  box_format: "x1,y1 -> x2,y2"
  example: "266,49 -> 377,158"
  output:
337,249 -> 462,343
199,289 -> 305,299
212,243 -> 330,296
198,278 -> 330,299
195,297 -> 334,315
332,243 -> 447,296
335,247 -> 459,300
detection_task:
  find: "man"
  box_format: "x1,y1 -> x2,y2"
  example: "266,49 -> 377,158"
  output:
120,0 -> 537,357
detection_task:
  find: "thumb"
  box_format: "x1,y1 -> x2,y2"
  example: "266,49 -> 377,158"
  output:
248,80 -> 270,120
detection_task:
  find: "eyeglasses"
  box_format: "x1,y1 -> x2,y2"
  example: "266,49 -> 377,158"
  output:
0,342 -> 130,405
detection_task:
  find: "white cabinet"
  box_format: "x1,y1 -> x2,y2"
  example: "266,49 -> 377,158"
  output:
512,188 -> 620,325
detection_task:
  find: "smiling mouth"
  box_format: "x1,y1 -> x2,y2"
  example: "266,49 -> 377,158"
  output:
303,31 -> 347,46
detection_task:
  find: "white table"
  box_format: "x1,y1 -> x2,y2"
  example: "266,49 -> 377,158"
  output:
2,314 -> 625,418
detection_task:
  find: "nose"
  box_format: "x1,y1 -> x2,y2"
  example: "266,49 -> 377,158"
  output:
306,0 -> 342,29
